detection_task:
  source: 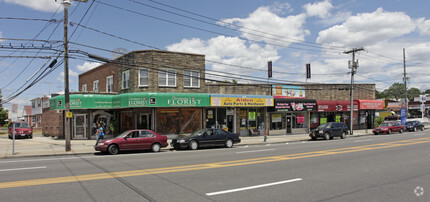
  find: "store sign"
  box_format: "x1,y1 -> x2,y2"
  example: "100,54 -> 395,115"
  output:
272,114 -> 282,122
128,97 -> 148,107
359,100 -> 384,110
168,96 -> 202,107
275,99 -> 317,111
211,97 -> 273,107
272,85 -> 305,98
297,115 -> 305,124
248,112 -> 256,121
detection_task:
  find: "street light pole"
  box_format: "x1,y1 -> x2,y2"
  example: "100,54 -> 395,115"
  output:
62,0 -> 71,151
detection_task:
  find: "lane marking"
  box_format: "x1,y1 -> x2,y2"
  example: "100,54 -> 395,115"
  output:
236,149 -> 276,154
206,178 -> 302,196
354,139 -> 374,143
0,166 -> 47,172
414,134 -> 424,136
0,137 -> 429,189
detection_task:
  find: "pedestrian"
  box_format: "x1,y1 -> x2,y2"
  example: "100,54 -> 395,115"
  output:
95,122 -> 104,145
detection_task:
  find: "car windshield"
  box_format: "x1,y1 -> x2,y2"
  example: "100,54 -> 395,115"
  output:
405,121 -> 413,126
379,123 -> 392,127
14,122 -> 30,128
189,129 -> 207,137
318,123 -> 330,129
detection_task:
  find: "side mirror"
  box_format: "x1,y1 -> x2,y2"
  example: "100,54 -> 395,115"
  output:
123,136 -> 128,140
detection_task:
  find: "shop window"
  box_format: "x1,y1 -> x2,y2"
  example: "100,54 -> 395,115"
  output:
156,109 -> 180,134
121,112 -> 134,132
180,108 -> 201,133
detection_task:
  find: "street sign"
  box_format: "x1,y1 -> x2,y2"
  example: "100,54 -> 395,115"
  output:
419,95 -> 427,102
66,112 -> 73,118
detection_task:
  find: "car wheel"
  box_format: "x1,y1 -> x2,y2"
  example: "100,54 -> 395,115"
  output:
151,143 -> 161,152
340,131 -> 346,139
189,140 -> 198,150
413,127 -> 417,132
399,129 -> 403,134
373,132 -> 378,135
311,137 -> 317,140
324,132 -> 330,140
107,144 -> 119,155
421,126 -> 424,131
388,129 -> 392,134
225,139 -> 234,148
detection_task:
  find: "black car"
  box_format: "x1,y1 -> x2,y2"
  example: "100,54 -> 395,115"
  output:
171,128 -> 241,150
309,122 -> 348,140
404,121 -> 425,132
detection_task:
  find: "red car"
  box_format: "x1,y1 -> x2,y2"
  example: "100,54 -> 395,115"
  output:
94,129 -> 168,155
8,122 -> 33,139
372,121 -> 405,135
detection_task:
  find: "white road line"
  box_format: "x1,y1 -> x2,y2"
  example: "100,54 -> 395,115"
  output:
354,139 -> 374,143
265,144 -> 271,146
0,166 -> 47,172
414,134 -> 424,136
236,149 -> 276,154
206,178 -> 303,196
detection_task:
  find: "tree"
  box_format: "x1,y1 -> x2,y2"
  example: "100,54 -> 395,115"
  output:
425,89 -> 430,94
407,88 -> 422,101
375,90 -> 386,99
0,92 -> 7,126
383,83 -> 406,100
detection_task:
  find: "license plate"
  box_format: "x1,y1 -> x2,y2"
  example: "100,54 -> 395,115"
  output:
21,134 -> 25,136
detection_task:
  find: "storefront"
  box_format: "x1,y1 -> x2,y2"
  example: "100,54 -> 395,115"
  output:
270,98 -> 317,133
356,99 -> 384,129
312,100 -> 358,129
209,94 -> 273,136
50,92 -> 210,139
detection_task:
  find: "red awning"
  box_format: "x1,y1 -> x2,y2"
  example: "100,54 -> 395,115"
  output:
317,100 -> 336,112
356,100 -> 384,110
317,100 -> 358,112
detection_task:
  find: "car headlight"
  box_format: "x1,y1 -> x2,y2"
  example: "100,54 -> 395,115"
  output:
178,140 -> 186,143
97,142 -> 105,146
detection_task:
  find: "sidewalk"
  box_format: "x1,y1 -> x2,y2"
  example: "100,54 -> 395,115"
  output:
0,129 -> 374,159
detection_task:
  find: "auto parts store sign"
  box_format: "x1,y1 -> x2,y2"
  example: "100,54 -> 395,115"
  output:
211,95 -> 273,107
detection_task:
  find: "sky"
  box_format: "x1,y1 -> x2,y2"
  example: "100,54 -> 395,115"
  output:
1,0 -> 430,112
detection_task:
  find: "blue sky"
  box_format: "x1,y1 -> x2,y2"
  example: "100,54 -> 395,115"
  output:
1,0 -> 430,112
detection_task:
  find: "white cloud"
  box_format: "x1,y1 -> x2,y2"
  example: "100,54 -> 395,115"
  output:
303,0 -> 333,19
2,0 -> 62,12
219,7 -> 309,46
317,8 -> 416,47
57,69 -> 78,83
269,2 -> 293,15
167,36 -> 280,81
417,18 -> 430,36
76,62 -> 101,72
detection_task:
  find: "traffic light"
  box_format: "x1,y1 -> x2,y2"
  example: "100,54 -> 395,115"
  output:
268,61 -> 272,78
306,63 -> 311,79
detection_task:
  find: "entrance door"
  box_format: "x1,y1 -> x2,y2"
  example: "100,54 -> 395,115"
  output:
74,114 -> 86,139
286,115 -> 292,134
137,113 -> 152,130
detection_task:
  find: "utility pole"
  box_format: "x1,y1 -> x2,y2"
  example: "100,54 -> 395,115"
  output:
403,48 -> 408,116
61,0 -> 87,151
344,47 -> 364,135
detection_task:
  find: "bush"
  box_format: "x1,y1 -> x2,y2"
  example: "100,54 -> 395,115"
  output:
375,116 -> 385,127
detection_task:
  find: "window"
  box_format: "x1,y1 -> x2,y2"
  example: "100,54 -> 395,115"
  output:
122,71 -> 130,89
93,80 -> 99,92
138,68 -> 148,87
184,70 -> 200,88
158,68 -> 176,87
82,84 -> 87,92
32,101 -> 35,108
122,70 -> 130,89
106,75 -> 113,93
36,100 -> 41,107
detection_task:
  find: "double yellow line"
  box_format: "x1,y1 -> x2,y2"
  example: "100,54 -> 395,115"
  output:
1,137 -> 429,189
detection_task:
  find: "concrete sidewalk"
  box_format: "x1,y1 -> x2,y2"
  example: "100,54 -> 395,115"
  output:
0,129 -> 374,159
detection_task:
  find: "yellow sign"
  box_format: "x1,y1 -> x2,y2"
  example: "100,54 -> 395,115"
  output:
211,97 -> 273,107
66,112 -> 73,118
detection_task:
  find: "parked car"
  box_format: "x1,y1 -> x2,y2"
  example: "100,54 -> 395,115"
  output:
404,121 -> 425,132
372,121 -> 405,135
8,122 -> 33,139
94,129 -> 168,155
171,128 -> 241,150
309,122 -> 348,140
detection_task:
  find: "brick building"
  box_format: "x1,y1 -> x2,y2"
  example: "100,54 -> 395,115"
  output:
48,49 -> 382,139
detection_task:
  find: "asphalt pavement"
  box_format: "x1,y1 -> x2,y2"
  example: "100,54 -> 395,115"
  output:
1,117 -> 428,158
0,129 -> 374,158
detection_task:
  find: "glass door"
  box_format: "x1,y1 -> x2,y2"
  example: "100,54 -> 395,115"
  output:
137,113 -> 152,130
74,114 -> 86,139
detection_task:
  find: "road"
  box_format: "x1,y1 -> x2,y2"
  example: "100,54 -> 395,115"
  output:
0,131 -> 429,201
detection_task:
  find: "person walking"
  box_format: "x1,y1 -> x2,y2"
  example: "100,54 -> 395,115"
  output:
95,122 -> 104,145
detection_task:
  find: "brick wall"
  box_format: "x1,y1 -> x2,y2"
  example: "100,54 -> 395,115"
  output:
79,63 -> 119,93
41,108 -> 63,138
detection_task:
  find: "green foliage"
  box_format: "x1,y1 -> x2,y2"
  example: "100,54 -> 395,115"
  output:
425,89 -> 430,94
0,107 -> 8,126
375,90 -> 386,99
383,83 -> 405,100
109,118 -> 119,135
407,88 -> 422,101
375,116 -> 385,127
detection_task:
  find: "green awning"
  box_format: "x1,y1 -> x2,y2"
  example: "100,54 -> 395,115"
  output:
50,92 -> 210,110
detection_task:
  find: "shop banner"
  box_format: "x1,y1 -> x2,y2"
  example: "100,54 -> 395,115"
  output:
274,98 -> 317,111
211,95 -> 273,107
272,114 -> 282,122
272,85 -> 305,98
357,100 -> 384,110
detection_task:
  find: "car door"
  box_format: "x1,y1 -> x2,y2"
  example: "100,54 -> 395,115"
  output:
214,129 -> 227,146
332,123 -> 341,136
393,122 -> 401,132
139,130 -> 155,149
122,131 -> 141,150
198,130 -> 216,147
